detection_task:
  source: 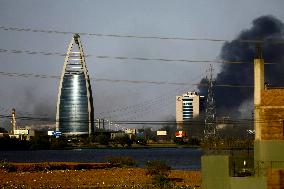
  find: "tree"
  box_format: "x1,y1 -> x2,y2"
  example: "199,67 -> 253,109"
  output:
159,125 -> 176,141
0,136 -> 30,150
30,135 -> 51,150
50,136 -> 69,149
0,127 -> 8,133
96,135 -> 109,145
137,127 -> 156,142
114,134 -> 132,147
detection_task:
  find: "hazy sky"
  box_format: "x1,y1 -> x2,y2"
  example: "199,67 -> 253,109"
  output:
0,0 -> 284,130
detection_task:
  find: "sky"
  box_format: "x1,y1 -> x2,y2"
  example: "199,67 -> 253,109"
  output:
0,0 -> 284,130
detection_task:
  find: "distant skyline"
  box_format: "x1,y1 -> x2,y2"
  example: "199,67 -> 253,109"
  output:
0,0 -> 284,130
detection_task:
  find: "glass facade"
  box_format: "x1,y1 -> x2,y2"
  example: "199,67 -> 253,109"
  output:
59,74 -> 90,134
56,34 -> 94,135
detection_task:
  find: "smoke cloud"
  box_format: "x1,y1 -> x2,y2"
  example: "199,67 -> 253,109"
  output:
198,15 -> 284,117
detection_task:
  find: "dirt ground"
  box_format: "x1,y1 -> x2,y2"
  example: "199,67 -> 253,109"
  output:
0,167 -> 201,188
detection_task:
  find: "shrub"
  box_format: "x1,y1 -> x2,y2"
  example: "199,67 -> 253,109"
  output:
188,138 -> 201,146
145,160 -> 172,188
0,161 -> 16,172
136,136 -> 147,145
146,160 -> 171,177
34,162 -> 51,172
107,156 -> 136,167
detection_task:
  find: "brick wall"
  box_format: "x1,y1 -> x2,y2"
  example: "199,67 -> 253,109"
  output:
261,89 -> 284,106
267,169 -> 284,189
260,89 -> 284,140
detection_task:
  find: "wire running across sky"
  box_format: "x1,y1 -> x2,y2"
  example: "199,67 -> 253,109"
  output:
0,113 -> 279,126
0,71 -> 255,88
1,25 -> 284,44
0,48 -> 277,65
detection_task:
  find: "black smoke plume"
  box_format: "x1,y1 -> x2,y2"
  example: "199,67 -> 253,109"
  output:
198,15 -> 284,117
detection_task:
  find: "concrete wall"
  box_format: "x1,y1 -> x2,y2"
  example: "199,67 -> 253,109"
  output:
254,141 -> 284,177
230,177 -> 266,189
176,96 -> 183,122
254,58 -> 264,140
176,96 -> 183,130
192,94 -> 200,118
254,140 -> 284,162
202,155 -> 230,189
202,155 -> 268,189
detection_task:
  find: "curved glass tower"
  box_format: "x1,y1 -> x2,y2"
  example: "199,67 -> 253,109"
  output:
56,34 -> 94,135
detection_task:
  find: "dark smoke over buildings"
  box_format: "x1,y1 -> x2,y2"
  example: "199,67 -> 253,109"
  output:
198,15 -> 284,117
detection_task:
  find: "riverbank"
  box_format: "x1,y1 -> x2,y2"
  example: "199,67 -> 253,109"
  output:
71,143 -> 200,149
0,167 -> 201,188
0,148 -> 202,170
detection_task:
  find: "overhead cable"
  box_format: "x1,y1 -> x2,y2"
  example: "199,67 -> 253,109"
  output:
0,48 -> 276,65
0,114 -> 280,125
1,25 -> 284,44
0,71 -> 254,88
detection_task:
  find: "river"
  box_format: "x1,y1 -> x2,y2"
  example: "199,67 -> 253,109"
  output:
0,148 -> 202,170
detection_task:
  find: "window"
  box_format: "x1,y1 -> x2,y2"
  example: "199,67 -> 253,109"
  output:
183,112 -> 193,116
183,108 -> 191,111
183,99 -> 193,101
183,106 -> 193,109
183,103 -> 192,107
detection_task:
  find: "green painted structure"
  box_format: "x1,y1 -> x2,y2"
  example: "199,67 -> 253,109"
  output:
202,141 -> 284,189
201,156 -> 230,189
255,140 -> 284,162
202,155 -> 267,189
202,52 -> 284,188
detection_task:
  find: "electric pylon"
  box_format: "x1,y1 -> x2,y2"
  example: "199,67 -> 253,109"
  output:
204,64 -> 217,138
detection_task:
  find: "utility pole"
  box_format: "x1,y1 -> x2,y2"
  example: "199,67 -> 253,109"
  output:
204,64 -> 217,138
11,108 -> 17,135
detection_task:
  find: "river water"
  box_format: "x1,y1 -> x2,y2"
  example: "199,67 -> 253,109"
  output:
0,148 -> 202,170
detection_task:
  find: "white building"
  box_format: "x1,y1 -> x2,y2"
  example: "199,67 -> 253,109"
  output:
176,91 -> 203,130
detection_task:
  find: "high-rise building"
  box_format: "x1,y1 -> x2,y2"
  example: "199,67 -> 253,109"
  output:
176,91 -> 203,130
56,34 -> 94,135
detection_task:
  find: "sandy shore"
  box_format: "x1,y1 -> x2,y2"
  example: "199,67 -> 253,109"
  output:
0,167 -> 201,188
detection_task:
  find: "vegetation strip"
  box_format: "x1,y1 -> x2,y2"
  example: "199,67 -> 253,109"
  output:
1,162 -> 115,172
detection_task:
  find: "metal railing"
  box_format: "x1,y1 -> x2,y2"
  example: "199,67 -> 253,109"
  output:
230,157 -> 284,177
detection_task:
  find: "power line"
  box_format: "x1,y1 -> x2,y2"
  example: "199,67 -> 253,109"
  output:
0,71 -> 254,88
0,48 -> 277,65
0,113 -> 280,125
97,72 -> 204,118
123,96 -> 175,122
97,73 -> 200,118
114,95 -> 174,121
99,95 -> 172,118
1,25 -> 284,44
